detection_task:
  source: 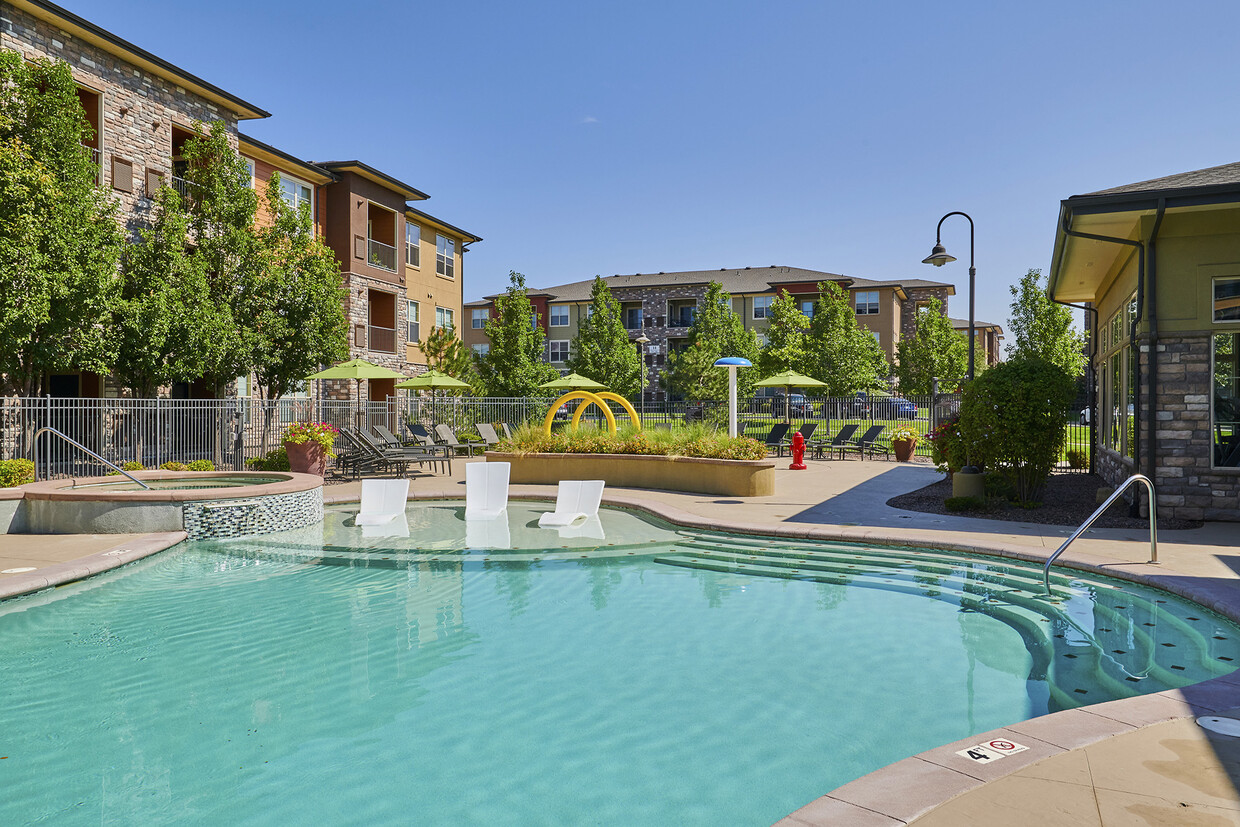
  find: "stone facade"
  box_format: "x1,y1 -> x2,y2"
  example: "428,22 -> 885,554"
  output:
0,4 -> 248,241
900,286 -> 953,340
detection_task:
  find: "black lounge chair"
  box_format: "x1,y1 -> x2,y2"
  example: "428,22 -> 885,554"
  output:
759,423 -> 791,456
811,423 -> 859,460
840,425 -> 889,461
337,428 -> 406,478
355,427 -> 448,475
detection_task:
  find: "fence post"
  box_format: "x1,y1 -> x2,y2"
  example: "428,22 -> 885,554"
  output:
930,378 -> 940,434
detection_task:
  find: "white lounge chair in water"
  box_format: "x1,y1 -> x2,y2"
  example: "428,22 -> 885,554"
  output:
538,480 -> 605,527
465,462 -> 510,519
356,478 -> 410,526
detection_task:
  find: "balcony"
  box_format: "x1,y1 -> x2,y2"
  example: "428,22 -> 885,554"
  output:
171,175 -> 191,200
368,325 -> 396,353
368,238 -> 397,272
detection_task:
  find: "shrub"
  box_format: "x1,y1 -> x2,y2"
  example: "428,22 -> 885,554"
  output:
159,461 -> 188,471
495,422 -> 768,461
0,458 -> 35,487
944,496 -> 987,512
187,459 -> 215,472
246,447 -> 290,472
958,356 -> 1074,505
122,461 -> 145,471
926,417 -> 980,475
1066,449 -> 1088,470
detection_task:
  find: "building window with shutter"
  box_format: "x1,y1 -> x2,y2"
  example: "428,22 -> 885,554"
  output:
436,235 -> 455,279
406,222 -> 421,267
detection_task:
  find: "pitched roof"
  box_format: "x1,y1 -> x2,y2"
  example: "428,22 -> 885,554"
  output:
472,266 -> 951,303
1076,160 -> 1240,198
950,317 -> 1003,332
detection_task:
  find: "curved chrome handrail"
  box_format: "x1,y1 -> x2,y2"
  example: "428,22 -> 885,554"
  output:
1043,473 -> 1156,593
32,426 -> 152,490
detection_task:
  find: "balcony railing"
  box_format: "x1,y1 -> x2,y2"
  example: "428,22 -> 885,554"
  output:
368,325 -> 396,353
171,175 -> 191,200
368,238 -> 397,272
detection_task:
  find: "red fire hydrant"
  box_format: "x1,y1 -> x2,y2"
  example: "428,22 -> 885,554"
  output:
790,431 -> 807,470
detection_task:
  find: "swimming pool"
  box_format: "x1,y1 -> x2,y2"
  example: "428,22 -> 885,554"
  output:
2,502 -> 1236,825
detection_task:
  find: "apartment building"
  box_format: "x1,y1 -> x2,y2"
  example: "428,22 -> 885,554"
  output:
950,318 -> 1005,368
3,0 -> 478,401
464,266 -> 957,399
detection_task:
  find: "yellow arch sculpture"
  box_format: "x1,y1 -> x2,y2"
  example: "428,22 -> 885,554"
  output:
589,392 -> 641,430
543,391 -> 616,435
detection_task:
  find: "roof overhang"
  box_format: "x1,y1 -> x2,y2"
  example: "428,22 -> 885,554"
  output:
238,134 -> 334,185
1049,183 -> 1240,304
317,161 -> 429,200
404,205 -> 481,243
11,0 -> 270,120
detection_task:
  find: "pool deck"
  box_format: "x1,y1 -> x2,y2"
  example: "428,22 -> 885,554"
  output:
5,457 -> 1240,825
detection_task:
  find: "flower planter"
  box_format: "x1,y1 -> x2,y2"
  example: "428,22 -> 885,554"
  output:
284,441 -> 326,476
484,451 -> 775,497
892,438 -> 917,463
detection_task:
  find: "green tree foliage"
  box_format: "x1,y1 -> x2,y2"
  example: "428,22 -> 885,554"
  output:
757,291 -> 810,376
0,51 -> 123,395
475,271 -> 559,396
895,297 -> 967,395
250,172 -> 348,401
112,184 -> 215,397
179,120 -> 260,396
566,275 -> 640,396
803,282 -> 888,395
420,323 -> 477,391
958,356 -> 1074,504
1006,268 -> 1087,378
662,282 -> 759,401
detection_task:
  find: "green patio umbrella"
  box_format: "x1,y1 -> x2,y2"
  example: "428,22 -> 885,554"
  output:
538,372 -> 606,391
306,358 -> 407,424
753,369 -> 828,423
395,369 -> 473,392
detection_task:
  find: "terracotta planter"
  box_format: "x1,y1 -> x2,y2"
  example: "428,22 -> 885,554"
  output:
284,440 -> 326,476
893,438 -> 917,463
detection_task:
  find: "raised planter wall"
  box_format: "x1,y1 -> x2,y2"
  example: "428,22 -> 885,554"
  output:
485,451 -> 775,497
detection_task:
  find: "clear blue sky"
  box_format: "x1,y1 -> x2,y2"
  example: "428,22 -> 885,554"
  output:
74,0 -> 1240,334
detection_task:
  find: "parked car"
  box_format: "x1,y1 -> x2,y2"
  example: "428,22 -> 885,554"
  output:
1079,408 -> 1090,425
872,395 -> 918,420
752,388 -> 816,417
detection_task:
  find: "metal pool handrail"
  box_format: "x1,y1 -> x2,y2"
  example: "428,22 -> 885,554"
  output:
33,426 -> 152,490
1043,473 -> 1157,593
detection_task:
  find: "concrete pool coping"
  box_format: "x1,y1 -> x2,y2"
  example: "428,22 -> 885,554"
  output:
5,458 -> 1240,824
19,470 -> 319,502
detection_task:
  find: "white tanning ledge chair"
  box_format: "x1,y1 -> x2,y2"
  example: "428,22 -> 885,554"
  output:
538,480 -> 605,528
356,478 -> 410,526
465,462 -> 510,519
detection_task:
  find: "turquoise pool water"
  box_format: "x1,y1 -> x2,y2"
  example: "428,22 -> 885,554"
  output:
2,503 -> 1238,825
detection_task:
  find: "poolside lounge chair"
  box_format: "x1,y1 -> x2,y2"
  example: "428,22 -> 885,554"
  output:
759,423 -> 791,456
356,427 -> 449,475
465,461 -> 510,519
538,480 -> 605,527
356,478 -> 410,526
811,423 -> 859,460
435,424 -> 481,456
500,423 -> 514,440
840,425 -> 889,461
475,423 -> 502,450
338,428 -> 405,478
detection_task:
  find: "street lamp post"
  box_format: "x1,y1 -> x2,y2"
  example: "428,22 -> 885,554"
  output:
922,211 -> 976,381
635,333 -> 650,423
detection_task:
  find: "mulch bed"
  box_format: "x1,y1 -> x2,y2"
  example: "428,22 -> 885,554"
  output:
887,472 -> 1203,530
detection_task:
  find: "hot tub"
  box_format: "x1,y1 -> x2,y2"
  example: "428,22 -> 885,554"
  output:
15,471 -> 323,539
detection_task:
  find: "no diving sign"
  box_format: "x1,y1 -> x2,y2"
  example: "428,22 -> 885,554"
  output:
955,738 -> 1030,764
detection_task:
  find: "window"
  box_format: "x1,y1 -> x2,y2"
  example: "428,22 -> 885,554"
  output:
624,306 -> 643,330
855,291 -> 879,315
279,174 -> 314,221
550,304 -> 569,326
1215,277 -> 1240,322
1214,332 -> 1239,466
436,235 -> 455,278
753,296 -> 774,319
871,330 -> 881,345
407,300 -> 420,343
406,222 -> 420,267
241,158 -> 255,187
471,308 -> 488,329
586,305 -> 594,318
471,343 -> 490,357
549,340 -> 570,362
435,307 -> 454,330
799,299 -> 815,318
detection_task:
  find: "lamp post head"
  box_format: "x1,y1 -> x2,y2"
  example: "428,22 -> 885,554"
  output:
921,243 -> 957,267
635,334 -> 650,345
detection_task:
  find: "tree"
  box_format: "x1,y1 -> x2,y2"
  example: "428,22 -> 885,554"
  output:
895,297 -> 967,395
179,119 -> 261,397
475,271 -> 559,396
112,184 -> 215,397
420,323 -> 476,390
0,51 -> 123,396
757,290 -> 810,376
803,281 -> 888,395
565,275 -> 640,396
662,282 -> 759,401
1006,268 -> 1087,378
